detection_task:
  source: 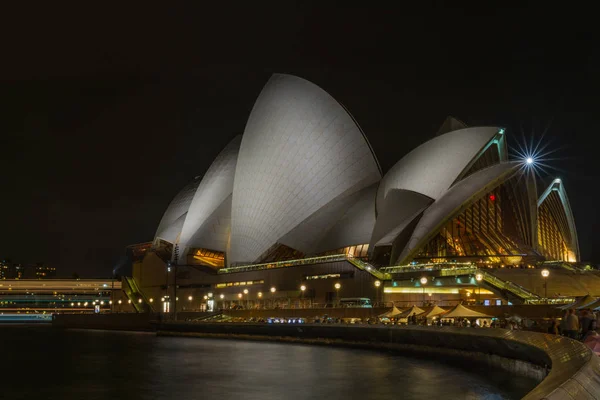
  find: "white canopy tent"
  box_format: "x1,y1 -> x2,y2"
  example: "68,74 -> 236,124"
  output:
420,305 -> 447,320
397,305 -> 425,318
378,306 -> 403,318
442,303 -> 491,319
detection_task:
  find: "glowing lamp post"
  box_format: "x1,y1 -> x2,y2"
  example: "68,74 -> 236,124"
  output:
219,293 -> 225,310
541,269 -> 550,300
300,285 -> 306,308
374,280 -> 381,306
475,272 -> 483,303
257,291 -> 263,309
334,283 -> 341,306
420,277 -> 428,306
270,286 -> 276,309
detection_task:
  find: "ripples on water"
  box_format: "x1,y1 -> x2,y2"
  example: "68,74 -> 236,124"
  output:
0,326 -> 536,400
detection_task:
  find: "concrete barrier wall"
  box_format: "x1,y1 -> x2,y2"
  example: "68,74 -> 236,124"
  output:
179,304 -> 564,320
157,322 -> 600,400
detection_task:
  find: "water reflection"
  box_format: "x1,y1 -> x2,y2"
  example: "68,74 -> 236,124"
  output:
0,326 -> 536,400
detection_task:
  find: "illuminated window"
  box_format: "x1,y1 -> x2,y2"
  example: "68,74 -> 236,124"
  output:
215,280 -> 264,288
191,248 -> 225,268
305,273 -> 343,280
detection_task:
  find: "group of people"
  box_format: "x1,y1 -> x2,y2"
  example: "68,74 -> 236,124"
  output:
548,308 -> 598,341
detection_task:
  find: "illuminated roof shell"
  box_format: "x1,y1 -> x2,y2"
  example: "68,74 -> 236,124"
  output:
376,127 -> 501,212
154,177 -> 201,243
178,136 -> 241,253
229,74 -> 381,264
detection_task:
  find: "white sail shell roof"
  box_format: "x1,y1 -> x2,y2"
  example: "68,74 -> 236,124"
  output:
229,74 -> 381,264
154,177 -> 202,243
178,135 -> 241,253
376,127 -> 501,212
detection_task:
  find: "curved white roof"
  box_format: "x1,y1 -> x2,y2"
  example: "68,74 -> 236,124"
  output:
376,127 -> 501,212
154,177 -> 202,243
178,135 -> 241,252
369,189 -> 433,248
279,183 -> 378,254
229,74 -> 381,264
183,194 -> 232,254
396,161 -> 521,264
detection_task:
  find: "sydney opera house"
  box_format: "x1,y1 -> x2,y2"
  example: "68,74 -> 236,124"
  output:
126,74 -> 594,312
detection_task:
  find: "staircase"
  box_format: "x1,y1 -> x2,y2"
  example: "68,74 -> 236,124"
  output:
346,257 -> 391,280
122,277 -> 150,313
480,270 -> 541,304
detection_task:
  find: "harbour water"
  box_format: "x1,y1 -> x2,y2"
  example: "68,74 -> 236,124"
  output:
1,325 -> 537,399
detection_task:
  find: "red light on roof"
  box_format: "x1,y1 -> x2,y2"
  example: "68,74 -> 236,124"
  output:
489,194 -> 496,201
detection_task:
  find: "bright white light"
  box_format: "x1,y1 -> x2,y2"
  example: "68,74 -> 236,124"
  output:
526,157 -> 534,165
541,269 -> 550,278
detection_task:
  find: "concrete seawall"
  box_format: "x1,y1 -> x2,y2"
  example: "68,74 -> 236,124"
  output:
157,322 -> 600,399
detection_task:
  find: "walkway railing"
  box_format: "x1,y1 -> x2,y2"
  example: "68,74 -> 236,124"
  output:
122,277 -> 145,313
379,263 -> 544,303
346,258 -> 391,280
219,255 -> 390,280
479,271 -> 541,303
380,262 -> 475,275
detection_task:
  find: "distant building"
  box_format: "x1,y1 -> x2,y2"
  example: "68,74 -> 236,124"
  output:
0,261 -> 57,279
34,264 -> 57,279
0,260 -> 9,279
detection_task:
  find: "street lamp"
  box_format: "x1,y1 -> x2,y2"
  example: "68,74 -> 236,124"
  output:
243,289 -> 249,308
541,269 -> 550,300
270,287 -> 276,309
420,277 -> 427,306
374,280 -> 381,306
300,285 -> 306,308
475,272 -> 483,303
334,283 -> 341,306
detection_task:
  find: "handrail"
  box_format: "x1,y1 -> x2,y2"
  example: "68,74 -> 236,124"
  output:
219,254 -> 390,280
480,271 -> 541,301
346,258 -> 391,280
122,277 -> 144,313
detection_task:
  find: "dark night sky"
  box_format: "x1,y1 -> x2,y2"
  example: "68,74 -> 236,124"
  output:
1,4 -> 598,277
